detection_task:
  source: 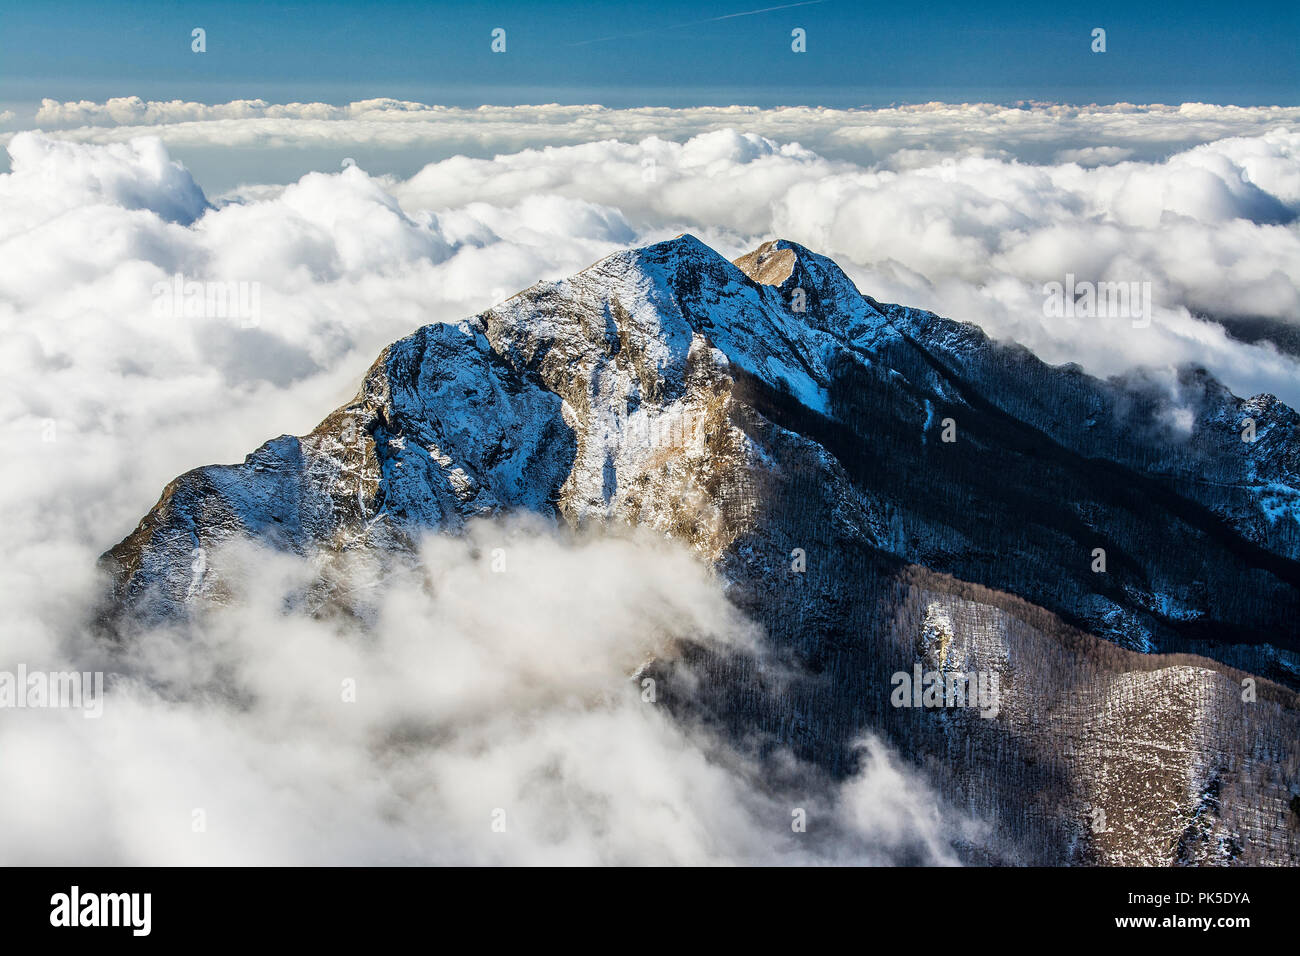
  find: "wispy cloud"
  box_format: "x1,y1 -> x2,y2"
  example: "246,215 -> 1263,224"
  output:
566,0 -> 829,47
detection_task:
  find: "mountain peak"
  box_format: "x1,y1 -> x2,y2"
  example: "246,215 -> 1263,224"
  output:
730,238 -> 894,346
732,238 -> 803,286
618,232 -> 722,271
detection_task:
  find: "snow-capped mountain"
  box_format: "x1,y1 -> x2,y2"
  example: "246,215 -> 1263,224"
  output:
101,235 -> 1300,864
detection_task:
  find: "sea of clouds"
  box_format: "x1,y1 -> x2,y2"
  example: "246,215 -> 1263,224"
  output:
0,99 -> 1296,863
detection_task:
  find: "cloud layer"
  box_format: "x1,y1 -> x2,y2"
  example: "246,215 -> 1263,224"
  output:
1,523 -> 973,865
20,98 -> 1300,169
0,100 -> 1296,863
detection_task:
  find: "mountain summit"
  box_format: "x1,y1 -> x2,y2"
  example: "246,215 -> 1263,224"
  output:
102,235 -> 1300,864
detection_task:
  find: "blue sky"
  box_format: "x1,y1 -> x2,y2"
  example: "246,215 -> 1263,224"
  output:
0,0 -> 1297,107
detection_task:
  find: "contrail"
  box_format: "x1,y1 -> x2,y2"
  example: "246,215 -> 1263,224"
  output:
568,0 -> 828,47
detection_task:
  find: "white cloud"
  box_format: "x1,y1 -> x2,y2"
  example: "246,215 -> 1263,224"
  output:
1052,146 -> 1135,166
13,103 -> 1296,412
0,103 -> 1296,862
0,524 -> 974,865
0,125 -> 980,864
379,121 -> 1300,403
24,98 -> 1300,168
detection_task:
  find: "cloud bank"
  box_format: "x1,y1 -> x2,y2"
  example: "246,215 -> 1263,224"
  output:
1,522 -> 974,865
0,100 -> 1296,863
13,101 -> 1294,403
21,98 -> 1300,169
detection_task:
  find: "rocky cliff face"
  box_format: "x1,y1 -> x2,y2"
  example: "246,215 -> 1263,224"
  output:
101,235 -> 1300,864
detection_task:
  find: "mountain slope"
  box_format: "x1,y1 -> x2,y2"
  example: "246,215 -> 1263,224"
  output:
100,235 -> 1300,864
